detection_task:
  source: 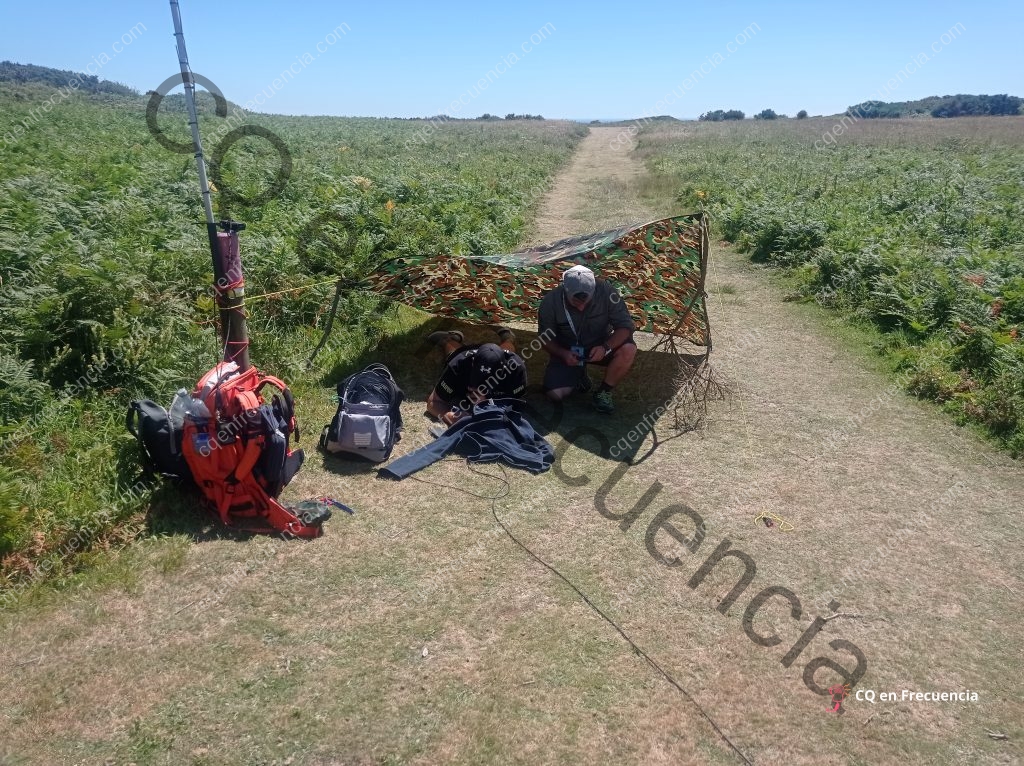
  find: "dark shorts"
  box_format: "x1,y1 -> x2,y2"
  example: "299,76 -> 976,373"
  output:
543,335 -> 635,391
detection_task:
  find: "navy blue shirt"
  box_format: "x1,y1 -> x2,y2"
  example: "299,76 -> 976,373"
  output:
433,345 -> 527,406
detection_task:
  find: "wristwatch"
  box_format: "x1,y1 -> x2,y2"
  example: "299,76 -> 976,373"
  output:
602,344 -> 613,357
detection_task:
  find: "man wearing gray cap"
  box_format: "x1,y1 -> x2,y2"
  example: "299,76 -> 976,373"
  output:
537,264 -> 637,413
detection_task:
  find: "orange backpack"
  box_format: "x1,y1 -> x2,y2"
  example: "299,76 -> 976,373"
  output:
180,362 -> 328,538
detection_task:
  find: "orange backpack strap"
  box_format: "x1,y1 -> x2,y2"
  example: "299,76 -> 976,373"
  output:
256,375 -> 297,437
233,436 -> 262,482
257,374 -> 289,393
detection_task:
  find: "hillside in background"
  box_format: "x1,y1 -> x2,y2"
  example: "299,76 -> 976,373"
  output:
0,62 -> 547,123
590,115 -> 684,127
846,93 -> 1023,118
0,60 -> 138,97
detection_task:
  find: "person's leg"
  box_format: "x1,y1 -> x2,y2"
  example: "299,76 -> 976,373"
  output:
427,329 -> 464,355
543,357 -> 578,401
592,339 -> 637,414
602,342 -> 637,387
492,324 -> 516,353
546,386 -> 574,401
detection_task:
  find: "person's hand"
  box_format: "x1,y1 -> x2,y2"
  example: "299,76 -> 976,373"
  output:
588,346 -> 607,363
442,409 -> 462,426
563,349 -> 580,366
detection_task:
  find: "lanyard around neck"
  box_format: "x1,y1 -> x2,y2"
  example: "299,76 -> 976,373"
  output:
562,289 -> 582,342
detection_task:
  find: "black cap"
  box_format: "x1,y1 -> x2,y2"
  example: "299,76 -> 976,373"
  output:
469,343 -> 504,392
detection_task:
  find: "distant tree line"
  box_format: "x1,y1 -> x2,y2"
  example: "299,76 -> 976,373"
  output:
699,108 -> 809,121
846,94 -> 1022,119
474,113 -> 544,120
929,94 -> 1021,117
699,109 -> 745,121
406,113 -> 544,122
0,60 -> 137,96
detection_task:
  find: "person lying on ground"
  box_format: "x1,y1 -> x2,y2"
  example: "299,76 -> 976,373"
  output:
537,264 -> 637,414
425,326 -> 527,426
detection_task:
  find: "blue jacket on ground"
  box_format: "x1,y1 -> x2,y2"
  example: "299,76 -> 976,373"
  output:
379,400 -> 553,480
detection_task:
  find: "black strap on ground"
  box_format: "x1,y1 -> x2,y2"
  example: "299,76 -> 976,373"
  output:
414,460 -> 753,765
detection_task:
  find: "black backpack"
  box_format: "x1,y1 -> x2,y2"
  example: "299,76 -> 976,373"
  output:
320,364 -> 405,463
126,399 -> 193,481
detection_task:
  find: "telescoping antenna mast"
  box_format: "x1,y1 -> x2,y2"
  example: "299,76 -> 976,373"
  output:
169,0 -> 251,372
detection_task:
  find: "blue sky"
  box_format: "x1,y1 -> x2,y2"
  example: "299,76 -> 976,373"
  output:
1,1 -> 1021,119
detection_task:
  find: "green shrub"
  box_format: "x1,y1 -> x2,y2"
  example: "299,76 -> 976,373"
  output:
973,378 -> 1022,435
0,466 -> 29,558
1002,276 -> 1024,323
639,119 -> 1024,452
907,364 -> 963,403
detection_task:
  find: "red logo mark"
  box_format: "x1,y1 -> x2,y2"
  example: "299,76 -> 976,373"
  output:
827,683 -> 851,714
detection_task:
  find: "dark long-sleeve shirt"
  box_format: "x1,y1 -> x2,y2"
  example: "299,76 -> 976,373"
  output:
538,281 -> 635,350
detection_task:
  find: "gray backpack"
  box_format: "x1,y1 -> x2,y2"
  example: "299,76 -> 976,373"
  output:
320,364 -> 404,463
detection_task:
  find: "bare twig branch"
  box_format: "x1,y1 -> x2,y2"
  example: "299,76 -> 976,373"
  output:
823,612 -> 864,623
863,710 -> 893,726
668,353 -> 729,434
12,653 -> 44,668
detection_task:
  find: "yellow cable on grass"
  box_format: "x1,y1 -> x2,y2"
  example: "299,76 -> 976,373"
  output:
753,511 -> 795,531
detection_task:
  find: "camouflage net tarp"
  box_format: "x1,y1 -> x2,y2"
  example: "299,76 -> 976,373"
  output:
364,213 -> 711,346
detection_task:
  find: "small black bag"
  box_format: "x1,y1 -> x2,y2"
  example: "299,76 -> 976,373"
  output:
256,402 -> 304,497
126,399 -> 193,481
320,364 -> 404,463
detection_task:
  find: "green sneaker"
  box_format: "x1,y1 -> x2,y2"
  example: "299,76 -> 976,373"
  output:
592,389 -> 615,414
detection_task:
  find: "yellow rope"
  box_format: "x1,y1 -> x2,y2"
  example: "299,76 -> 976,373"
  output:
753,511 -> 795,531
244,277 -> 343,304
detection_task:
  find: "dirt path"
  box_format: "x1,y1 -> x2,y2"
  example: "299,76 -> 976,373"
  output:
526,127 -> 655,244
2,128 -> 1021,766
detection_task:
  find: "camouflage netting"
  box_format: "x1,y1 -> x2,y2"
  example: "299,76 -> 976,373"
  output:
364,214 -> 711,346
358,214 -> 723,446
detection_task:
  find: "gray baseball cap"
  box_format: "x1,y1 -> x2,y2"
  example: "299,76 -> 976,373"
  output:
562,265 -> 596,299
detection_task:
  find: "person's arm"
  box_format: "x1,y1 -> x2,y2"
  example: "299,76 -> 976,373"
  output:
588,286 -> 635,362
428,363 -> 469,424
588,328 -> 632,362
607,287 -> 636,333
427,390 -> 466,425
507,361 -> 527,398
543,338 -> 577,365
